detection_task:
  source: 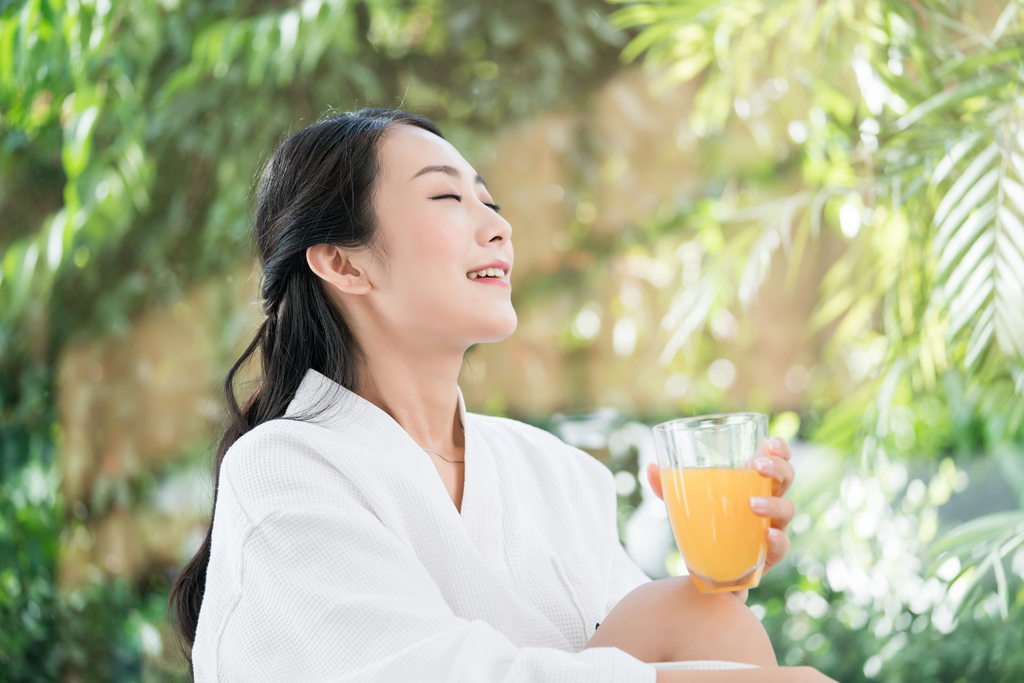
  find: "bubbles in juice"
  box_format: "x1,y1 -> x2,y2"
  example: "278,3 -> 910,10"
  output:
662,467 -> 771,585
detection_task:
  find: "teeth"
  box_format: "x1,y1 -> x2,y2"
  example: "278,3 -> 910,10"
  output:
468,267 -> 505,279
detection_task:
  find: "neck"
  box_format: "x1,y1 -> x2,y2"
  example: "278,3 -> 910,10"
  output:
355,337 -> 466,455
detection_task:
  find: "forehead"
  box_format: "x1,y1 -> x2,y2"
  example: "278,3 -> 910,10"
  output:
377,123 -> 475,182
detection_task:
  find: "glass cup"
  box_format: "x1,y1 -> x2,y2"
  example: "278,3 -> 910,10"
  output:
653,413 -> 771,593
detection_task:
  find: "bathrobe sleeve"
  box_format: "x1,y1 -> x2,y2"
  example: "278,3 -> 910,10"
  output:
534,425 -> 652,625
192,428 -> 657,683
605,536 -> 653,618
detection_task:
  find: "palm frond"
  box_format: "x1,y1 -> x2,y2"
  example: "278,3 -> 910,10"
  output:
659,274 -> 716,365
928,510 -> 1024,619
933,93 -> 1024,367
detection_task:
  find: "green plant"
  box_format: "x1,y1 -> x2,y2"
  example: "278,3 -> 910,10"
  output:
609,0 -> 1024,678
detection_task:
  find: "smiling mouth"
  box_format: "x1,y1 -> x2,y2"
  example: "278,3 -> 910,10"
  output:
467,267 -> 508,280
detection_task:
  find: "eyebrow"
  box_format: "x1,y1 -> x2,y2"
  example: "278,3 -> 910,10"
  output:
412,164 -> 488,188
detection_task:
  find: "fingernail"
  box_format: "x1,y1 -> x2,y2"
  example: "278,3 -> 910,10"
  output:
750,496 -> 768,512
768,527 -> 782,541
755,457 -> 772,472
768,438 -> 782,454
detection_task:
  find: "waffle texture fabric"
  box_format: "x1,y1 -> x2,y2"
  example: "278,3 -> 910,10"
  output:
192,368 -> 752,682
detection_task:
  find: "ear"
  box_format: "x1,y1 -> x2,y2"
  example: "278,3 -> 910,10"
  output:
306,244 -> 373,295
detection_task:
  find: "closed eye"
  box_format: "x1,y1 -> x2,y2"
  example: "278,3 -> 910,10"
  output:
431,193 -> 502,213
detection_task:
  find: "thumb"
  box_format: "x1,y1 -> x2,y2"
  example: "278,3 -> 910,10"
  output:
646,463 -> 664,500
763,527 -> 791,574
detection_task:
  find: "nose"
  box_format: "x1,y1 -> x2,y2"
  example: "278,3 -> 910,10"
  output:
479,205 -> 512,245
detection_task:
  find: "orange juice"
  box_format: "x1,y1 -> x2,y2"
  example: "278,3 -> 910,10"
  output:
662,467 -> 771,592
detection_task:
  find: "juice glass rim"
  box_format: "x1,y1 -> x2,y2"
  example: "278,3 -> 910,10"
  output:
653,412 -> 766,436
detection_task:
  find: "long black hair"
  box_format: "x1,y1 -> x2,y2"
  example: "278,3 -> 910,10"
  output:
168,108 -> 444,667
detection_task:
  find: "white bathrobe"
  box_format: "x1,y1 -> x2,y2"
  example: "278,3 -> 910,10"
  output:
192,368 -> 752,682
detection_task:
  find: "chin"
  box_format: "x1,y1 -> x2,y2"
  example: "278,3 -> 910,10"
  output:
475,307 -> 518,344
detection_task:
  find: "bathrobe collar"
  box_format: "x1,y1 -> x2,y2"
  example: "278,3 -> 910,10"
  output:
283,368 -> 508,576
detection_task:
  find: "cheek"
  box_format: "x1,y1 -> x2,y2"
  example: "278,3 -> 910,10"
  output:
384,219 -> 467,295
423,224 -> 466,264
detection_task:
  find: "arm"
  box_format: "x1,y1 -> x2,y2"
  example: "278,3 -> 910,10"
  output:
597,573 -> 835,683
596,569 -> 835,681
657,669 -> 836,682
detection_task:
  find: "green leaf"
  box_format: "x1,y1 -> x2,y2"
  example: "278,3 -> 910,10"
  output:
809,286 -> 856,331
947,261 -> 993,340
992,547 -> 1009,619
1002,176 -> 1024,217
659,275 -> 716,364
931,511 -> 1024,557
933,145 -> 998,246
935,200 -> 995,279
809,381 -> 877,450
943,226 -> 993,296
895,77 -> 1012,131
933,114 -> 1024,364
932,132 -> 984,187
965,305 -> 994,368
60,104 -> 100,179
931,46 -> 1024,82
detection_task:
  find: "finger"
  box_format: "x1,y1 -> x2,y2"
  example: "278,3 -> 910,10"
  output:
766,437 -> 791,461
749,495 -> 795,531
763,527 -> 791,572
753,455 -> 795,496
748,437 -> 791,466
646,463 -> 664,501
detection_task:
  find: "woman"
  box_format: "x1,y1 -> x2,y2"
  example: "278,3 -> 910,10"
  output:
169,108 -> 833,683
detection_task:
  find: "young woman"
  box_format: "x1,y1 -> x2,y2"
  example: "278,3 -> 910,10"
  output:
169,108 -> 834,683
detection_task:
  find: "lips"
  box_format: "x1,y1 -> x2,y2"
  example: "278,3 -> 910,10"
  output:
468,275 -> 511,287
466,259 -> 511,288
466,259 -> 509,278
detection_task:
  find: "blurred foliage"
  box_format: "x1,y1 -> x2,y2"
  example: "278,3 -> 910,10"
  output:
0,451 -> 61,681
611,0 -> 1024,433
1,0 -> 627,678
60,579 -> 186,683
610,0 -> 1024,680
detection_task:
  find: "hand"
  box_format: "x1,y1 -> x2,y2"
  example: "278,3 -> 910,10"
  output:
645,436 -> 795,577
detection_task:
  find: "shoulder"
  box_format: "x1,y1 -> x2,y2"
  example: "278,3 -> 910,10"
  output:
222,417 -> 339,477
469,413 -> 614,489
218,418 -> 370,523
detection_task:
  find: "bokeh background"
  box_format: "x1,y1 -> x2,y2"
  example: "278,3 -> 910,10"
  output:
3,0 -> 1024,680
